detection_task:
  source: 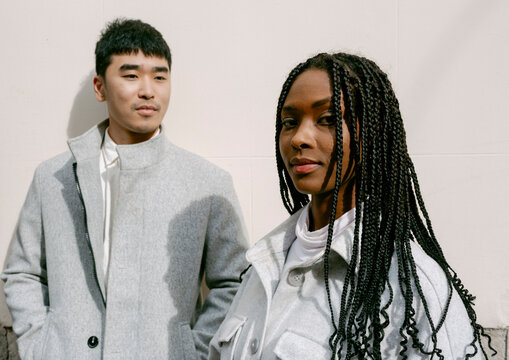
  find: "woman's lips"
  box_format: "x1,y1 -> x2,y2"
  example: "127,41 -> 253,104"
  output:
293,162 -> 319,174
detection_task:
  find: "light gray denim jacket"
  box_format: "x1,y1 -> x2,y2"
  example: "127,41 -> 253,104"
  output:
209,209 -> 480,359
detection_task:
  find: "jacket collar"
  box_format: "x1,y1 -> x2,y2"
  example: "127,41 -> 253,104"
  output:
246,207 -> 356,296
247,208 -> 355,265
67,119 -> 167,170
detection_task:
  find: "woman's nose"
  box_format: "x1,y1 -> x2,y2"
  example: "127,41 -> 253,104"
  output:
291,120 -> 315,149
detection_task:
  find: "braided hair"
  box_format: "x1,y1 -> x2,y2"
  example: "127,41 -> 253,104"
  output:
275,53 -> 494,359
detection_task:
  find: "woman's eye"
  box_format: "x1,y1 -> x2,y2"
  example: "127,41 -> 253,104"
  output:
281,119 -> 297,128
318,116 -> 335,126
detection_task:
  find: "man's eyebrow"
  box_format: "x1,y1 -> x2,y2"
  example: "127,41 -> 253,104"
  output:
152,66 -> 169,73
119,64 -> 140,71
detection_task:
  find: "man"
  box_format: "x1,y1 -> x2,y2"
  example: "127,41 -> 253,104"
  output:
2,18 -> 248,359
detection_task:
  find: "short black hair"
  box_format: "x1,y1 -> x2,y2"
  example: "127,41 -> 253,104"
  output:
95,18 -> 172,78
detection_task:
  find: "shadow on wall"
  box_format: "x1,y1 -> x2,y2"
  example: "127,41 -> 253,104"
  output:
67,70 -> 108,138
0,70 -> 107,328
165,196 -> 247,357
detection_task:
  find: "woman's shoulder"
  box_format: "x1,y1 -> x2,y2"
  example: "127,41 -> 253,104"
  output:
387,240 -> 481,358
407,241 -> 452,301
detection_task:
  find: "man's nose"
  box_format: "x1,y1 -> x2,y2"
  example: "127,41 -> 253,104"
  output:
138,77 -> 155,99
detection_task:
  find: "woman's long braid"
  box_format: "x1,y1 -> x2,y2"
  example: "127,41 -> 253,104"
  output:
275,52 -> 494,358
323,59 -> 345,353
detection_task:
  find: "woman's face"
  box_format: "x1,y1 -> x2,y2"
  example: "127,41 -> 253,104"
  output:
279,68 -> 352,198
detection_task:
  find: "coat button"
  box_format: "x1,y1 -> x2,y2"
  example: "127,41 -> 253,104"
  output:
87,336 -> 99,348
287,269 -> 305,287
250,338 -> 259,354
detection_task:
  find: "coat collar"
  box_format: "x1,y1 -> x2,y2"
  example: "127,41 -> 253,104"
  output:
65,120 -> 168,304
67,119 -> 167,170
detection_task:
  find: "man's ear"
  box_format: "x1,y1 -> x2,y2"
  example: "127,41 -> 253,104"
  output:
93,76 -> 106,102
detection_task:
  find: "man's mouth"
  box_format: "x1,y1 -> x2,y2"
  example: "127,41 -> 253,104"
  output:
135,104 -> 159,116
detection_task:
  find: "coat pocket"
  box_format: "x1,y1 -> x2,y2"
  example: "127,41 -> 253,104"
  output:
273,329 -> 330,360
179,322 -> 198,360
215,314 -> 246,360
36,310 -> 55,360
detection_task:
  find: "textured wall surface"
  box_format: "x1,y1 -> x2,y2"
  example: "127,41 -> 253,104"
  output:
0,0 -> 507,349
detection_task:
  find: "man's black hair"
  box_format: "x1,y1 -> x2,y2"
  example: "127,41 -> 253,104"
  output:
95,18 -> 172,78
275,52 -> 496,359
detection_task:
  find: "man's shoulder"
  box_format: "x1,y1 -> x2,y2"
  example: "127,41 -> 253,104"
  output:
163,141 -> 230,180
35,151 -> 74,176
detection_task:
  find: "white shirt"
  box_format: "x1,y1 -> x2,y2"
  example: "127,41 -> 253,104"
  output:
283,204 -> 356,273
99,127 -> 160,294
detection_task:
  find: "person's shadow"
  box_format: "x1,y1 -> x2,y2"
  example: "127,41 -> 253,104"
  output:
67,70 -> 108,138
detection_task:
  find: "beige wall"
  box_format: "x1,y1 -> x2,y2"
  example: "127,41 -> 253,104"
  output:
1,0 -> 507,329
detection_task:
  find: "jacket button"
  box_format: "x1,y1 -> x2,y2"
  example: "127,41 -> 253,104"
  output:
287,269 -> 305,287
250,338 -> 259,354
87,336 -> 99,348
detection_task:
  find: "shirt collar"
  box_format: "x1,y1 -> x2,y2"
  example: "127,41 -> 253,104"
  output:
102,128 -> 119,167
296,204 -> 356,249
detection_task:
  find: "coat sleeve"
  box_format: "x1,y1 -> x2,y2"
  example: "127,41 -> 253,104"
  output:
2,166 -> 50,359
191,171 -> 249,359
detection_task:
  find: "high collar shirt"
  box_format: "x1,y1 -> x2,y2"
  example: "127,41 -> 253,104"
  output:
283,204 -> 355,274
99,127 -> 160,293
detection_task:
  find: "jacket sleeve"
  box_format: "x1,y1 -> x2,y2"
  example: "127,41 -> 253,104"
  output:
2,166 -> 50,359
411,241 -> 483,359
191,172 -> 249,359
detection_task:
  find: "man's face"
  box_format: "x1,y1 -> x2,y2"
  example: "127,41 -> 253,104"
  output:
93,52 -> 171,144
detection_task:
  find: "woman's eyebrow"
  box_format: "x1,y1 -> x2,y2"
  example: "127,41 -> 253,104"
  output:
311,98 -> 331,109
282,98 -> 331,112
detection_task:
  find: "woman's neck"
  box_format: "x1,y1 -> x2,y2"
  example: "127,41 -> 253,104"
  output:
309,181 -> 355,231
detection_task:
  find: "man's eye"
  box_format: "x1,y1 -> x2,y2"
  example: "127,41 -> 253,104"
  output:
123,74 -> 137,79
281,119 -> 297,128
155,76 -> 166,81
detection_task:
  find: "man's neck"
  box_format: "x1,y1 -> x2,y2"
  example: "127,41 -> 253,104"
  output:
107,126 -> 160,145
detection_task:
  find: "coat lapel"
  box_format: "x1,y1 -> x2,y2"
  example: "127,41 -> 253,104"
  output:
75,157 -> 106,302
68,121 -> 107,303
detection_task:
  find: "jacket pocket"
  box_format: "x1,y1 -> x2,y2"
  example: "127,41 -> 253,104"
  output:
273,330 -> 329,360
179,322 -> 198,360
215,315 -> 246,360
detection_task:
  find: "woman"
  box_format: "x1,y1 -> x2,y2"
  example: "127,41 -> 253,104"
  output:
209,53 -> 493,359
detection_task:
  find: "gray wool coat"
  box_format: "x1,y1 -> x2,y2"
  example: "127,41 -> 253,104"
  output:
209,209 -> 481,359
2,121 -> 249,360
